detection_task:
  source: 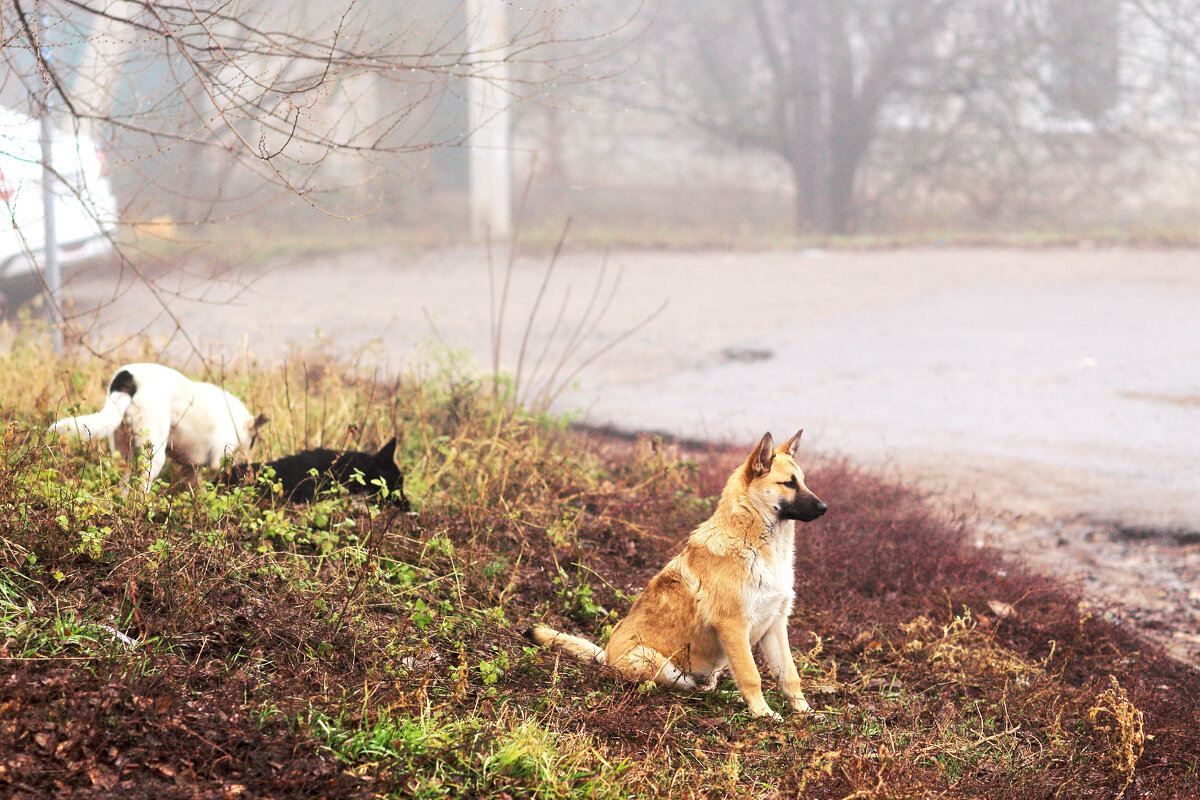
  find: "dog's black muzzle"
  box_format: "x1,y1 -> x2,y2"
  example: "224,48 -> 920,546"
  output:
781,494 -> 828,522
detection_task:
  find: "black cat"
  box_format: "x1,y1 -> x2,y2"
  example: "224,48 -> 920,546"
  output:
223,437 -> 410,509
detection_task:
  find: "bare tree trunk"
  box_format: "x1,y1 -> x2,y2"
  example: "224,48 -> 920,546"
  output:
824,136 -> 858,235
824,13 -> 863,236
791,2 -> 825,231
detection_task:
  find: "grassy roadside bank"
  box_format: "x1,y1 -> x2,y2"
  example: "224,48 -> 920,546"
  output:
1,332 -> 1198,799
115,218 -> 1200,273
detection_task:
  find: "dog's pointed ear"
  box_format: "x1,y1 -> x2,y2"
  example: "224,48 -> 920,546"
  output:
778,429 -> 803,457
253,413 -> 270,431
375,436 -> 398,463
744,432 -> 775,480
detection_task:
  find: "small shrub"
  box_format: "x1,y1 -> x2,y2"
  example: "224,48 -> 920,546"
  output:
1086,676 -> 1145,798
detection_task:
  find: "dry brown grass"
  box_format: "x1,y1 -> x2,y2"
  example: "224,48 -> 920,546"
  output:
1086,677 -> 1146,798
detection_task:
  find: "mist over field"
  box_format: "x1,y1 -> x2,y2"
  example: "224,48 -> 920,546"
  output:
5,0 -> 1200,239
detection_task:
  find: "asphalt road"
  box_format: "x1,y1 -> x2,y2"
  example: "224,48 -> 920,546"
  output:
58,245 -> 1200,529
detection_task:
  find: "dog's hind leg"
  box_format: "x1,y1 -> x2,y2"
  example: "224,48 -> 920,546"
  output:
696,668 -> 722,692
611,645 -> 700,691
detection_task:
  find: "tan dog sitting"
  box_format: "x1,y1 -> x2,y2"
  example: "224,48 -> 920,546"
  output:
527,429 -> 827,719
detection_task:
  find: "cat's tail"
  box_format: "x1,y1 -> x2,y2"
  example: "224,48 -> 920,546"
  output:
523,624 -> 606,665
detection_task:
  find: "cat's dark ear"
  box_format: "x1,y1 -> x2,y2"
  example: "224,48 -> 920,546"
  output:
376,437 -> 398,463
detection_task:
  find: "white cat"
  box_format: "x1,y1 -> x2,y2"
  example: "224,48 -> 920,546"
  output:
48,362 -> 268,490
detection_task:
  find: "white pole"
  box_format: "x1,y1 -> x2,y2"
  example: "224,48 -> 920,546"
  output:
466,0 -> 512,241
38,15 -> 63,352
73,12 -> 133,142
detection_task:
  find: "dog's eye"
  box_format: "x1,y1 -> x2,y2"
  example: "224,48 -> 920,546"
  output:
780,476 -> 799,489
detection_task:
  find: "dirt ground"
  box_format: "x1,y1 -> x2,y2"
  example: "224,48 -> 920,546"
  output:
46,244 -> 1200,664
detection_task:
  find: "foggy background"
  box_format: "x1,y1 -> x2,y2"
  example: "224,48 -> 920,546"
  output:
3,0 -> 1200,242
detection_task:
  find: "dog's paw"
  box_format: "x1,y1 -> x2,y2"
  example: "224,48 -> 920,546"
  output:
790,696 -> 812,714
748,705 -> 783,721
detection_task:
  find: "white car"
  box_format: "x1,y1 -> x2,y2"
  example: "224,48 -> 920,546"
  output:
0,106 -> 118,308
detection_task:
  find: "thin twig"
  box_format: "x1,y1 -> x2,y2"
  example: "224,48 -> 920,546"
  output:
511,216 -> 571,401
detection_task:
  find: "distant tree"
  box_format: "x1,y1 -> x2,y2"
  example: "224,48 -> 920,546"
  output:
1045,0 -> 1121,120
641,0 -> 1200,234
654,0 -> 962,234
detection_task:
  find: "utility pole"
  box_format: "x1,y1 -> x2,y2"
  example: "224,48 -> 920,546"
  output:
38,13 -> 63,352
466,0 -> 512,241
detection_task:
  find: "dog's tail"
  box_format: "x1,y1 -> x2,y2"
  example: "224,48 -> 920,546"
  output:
48,369 -> 137,441
523,624 -> 606,665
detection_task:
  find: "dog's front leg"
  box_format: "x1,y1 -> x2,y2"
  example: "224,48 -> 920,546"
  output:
760,617 -> 810,713
141,444 -> 167,492
126,411 -> 167,491
715,621 -> 777,719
